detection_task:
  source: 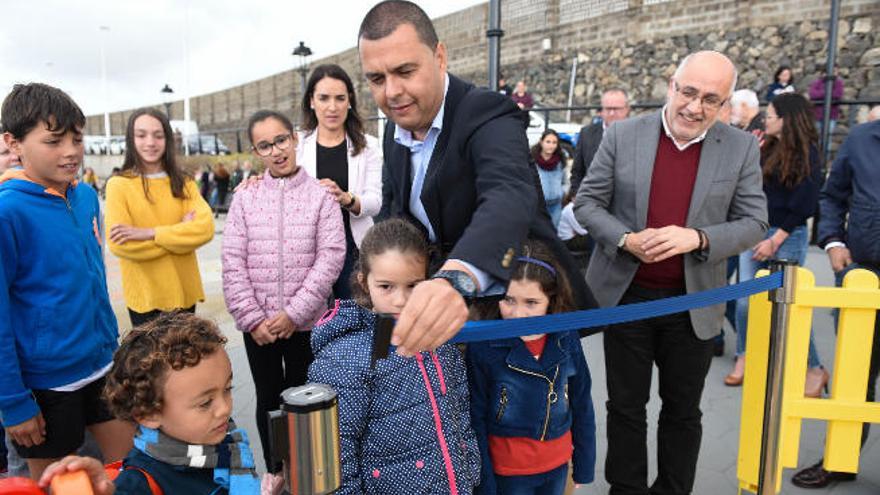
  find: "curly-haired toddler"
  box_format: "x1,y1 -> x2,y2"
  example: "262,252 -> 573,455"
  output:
38,313 -> 282,495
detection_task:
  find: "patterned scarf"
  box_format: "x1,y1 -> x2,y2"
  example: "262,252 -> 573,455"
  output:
535,153 -> 561,171
133,420 -> 260,494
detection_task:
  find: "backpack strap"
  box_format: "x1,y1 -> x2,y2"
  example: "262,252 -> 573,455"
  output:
104,461 -> 164,495
127,467 -> 164,495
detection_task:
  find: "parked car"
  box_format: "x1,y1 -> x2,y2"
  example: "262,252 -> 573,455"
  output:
186,135 -> 230,155
108,136 -> 126,155
527,109 -> 581,161
83,136 -> 108,155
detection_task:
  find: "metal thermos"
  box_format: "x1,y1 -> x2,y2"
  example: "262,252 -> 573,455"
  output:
267,383 -> 341,495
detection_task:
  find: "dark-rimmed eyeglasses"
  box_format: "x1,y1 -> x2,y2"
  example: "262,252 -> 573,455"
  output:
673,81 -> 726,111
253,134 -> 293,157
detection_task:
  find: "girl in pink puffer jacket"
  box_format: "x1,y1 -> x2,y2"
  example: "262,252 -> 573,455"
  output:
221,109 -> 345,471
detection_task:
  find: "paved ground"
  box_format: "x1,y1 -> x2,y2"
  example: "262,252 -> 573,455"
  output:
102,218 -> 878,494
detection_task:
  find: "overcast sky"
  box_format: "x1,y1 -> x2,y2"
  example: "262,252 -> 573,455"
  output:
1,0 -> 485,116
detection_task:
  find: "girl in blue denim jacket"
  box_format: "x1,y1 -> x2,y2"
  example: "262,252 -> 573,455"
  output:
308,219 -> 480,494
467,241 -> 595,494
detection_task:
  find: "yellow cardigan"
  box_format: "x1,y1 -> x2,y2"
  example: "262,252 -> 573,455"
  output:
104,174 -> 214,313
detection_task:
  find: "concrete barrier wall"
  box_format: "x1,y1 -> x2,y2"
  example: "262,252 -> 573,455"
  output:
85,0 -> 880,137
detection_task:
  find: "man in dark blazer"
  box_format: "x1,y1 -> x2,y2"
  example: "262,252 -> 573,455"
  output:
569,88 -> 630,198
789,120 -> 880,488
574,51 -> 768,494
359,1 -> 594,356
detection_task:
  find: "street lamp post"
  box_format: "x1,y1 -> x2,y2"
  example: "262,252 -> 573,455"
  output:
99,26 -> 111,140
160,84 -> 174,119
292,41 -> 312,95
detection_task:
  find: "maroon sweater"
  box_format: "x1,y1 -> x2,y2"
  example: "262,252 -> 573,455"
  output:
632,130 -> 702,289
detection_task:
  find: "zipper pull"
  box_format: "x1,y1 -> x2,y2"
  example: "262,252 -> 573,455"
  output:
496,387 -> 508,421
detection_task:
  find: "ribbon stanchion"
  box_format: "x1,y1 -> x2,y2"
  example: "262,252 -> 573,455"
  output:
451,271 -> 784,343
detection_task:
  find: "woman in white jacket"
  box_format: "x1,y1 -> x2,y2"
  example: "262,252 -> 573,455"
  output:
297,64 -> 382,299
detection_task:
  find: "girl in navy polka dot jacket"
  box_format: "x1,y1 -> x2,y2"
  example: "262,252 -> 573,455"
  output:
308,219 -> 480,494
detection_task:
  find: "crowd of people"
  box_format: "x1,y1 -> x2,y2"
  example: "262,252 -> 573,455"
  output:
1,1 -> 878,494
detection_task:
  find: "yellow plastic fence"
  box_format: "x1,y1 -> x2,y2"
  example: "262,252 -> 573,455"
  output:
737,267 -> 880,494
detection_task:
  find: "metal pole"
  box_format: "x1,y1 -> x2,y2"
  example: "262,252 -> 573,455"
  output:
821,0 -> 840,167
183,3 -> 192,157
487,0 -> 503,92
99,26 -> 111,140
757,260 -> 799,495
566,57 -> 578,123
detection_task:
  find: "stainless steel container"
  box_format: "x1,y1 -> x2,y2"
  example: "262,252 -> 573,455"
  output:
268,383 -> 341,495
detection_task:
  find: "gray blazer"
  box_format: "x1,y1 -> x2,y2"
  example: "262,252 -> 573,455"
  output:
573,110 -> 768,339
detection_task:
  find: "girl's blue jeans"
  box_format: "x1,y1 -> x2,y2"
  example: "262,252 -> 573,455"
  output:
495,462 -> 569,495
735,226 -> 822,368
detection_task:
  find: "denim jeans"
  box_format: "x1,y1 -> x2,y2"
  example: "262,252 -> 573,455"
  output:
816,119 -> 837,139
714,256 -> 739,347
546,200 -> 562,228
495,462 -> 569,495
0,423 -> 6,468
735,226 -> 822,368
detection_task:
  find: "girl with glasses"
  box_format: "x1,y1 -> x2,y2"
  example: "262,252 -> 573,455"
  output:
221,109 -> 345,471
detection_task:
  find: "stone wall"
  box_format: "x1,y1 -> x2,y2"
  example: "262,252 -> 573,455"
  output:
484,0 -> 879,116
86,0 -> 880,141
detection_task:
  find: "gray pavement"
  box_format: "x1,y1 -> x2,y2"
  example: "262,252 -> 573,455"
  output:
103,219 -> 878,494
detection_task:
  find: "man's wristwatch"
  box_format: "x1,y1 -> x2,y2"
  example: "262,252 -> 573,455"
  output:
431,270 -> 478,298
617,232 -> 631,249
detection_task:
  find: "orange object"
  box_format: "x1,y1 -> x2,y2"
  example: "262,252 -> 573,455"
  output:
104,460 -> 163,495
104,460 -> 124,482
50,470 -> 94,495
0,477 -> 45,495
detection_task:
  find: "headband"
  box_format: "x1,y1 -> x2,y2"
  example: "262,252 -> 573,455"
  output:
516,256 -> 557,276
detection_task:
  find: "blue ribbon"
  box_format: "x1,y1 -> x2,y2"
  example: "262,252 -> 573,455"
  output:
451,272 -> 783,343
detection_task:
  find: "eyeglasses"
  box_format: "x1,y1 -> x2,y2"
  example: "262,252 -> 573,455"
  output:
253,134 -> 293,157
673,81 -> 727,111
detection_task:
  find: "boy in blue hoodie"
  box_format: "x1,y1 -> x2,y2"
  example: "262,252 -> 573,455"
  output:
0,83 -> 134,480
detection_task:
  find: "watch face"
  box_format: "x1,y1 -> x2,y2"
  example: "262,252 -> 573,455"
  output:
457,273 -> 477,294
438,270 -> 476,296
